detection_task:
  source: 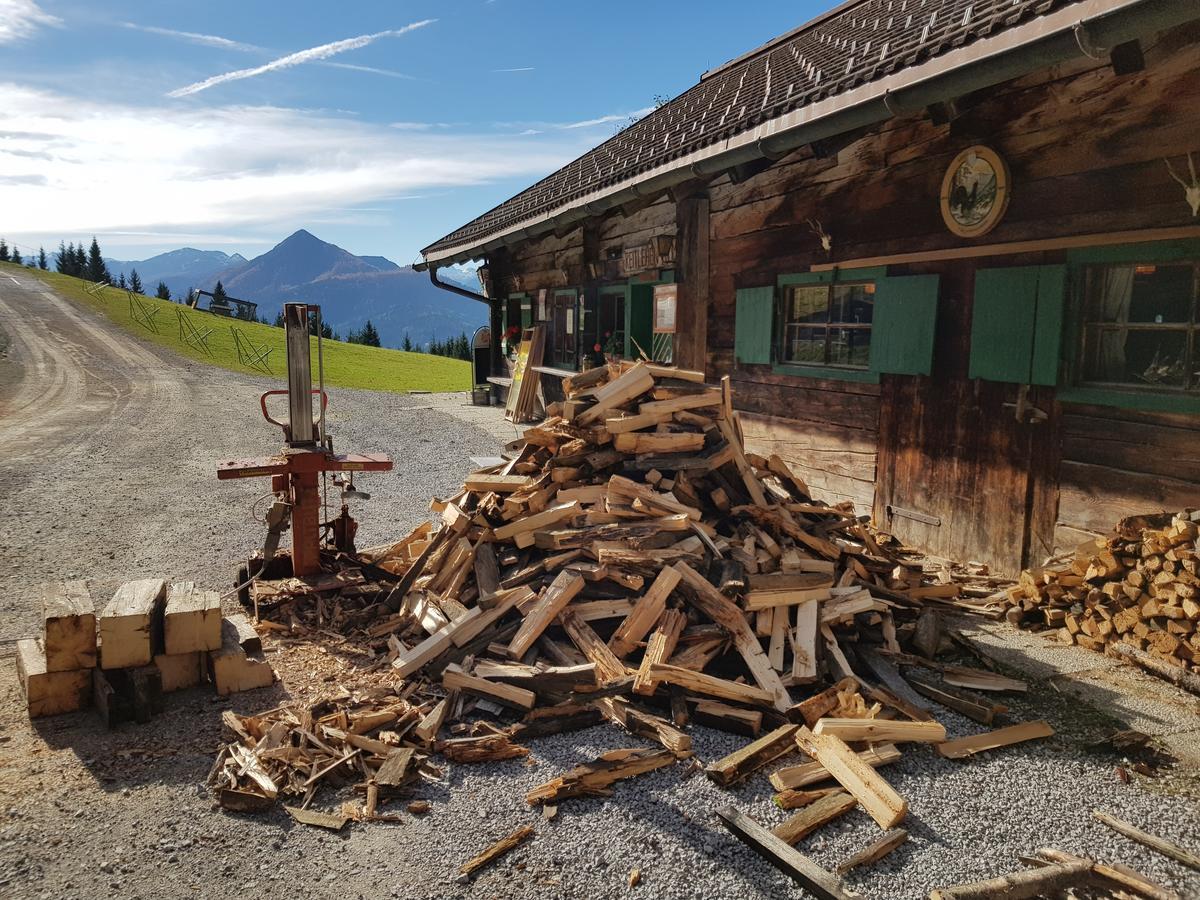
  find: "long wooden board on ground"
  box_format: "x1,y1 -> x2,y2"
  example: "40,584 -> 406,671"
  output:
41,581 -> 96,671
716,806 -> 855,900
937,720 -> 1054,759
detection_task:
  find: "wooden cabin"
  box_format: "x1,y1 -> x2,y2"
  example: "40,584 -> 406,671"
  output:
418,0 -> 1200,575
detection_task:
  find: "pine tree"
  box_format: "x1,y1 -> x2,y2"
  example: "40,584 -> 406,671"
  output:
273,310 -> 285,328
128,269 -> 143,294
10,247 -> 22,265
74,245 -> 87,277
87,237 -> 108,283
155,281 -> 171,300
55,241 -> 69,273
0,239 -> 9,262
401,333 -> 413,352
118,272 -> 127,290
359,320 -> 381,347
212,280 -> 228,304
37,247 -> 48,270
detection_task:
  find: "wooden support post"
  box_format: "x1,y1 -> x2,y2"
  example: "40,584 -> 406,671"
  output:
716,806 -> 854,900
674,193 -> 709,374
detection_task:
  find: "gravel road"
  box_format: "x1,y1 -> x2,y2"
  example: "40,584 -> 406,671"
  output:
0,271 -> 1197,900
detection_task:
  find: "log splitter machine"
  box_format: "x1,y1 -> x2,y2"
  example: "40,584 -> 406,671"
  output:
217,303 -> 392,594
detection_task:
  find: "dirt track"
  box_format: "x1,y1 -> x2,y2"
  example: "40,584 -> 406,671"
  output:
1,273 -> 1198,900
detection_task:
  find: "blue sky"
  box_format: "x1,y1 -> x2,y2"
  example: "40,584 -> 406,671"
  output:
0,0 -> 824,264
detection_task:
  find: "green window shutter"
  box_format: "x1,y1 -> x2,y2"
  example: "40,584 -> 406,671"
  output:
520,300 -> 532,329
1030,265 -> 1065,386
870,274 -> 940,375
970,265 -> 1065,385
735,286 -> 775,365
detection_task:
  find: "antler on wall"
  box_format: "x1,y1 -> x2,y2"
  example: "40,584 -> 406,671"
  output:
1165,153 -> 1200,217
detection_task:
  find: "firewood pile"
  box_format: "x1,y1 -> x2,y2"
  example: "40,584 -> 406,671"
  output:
210,364 -> 1061,830
1000,510 -> 1200,684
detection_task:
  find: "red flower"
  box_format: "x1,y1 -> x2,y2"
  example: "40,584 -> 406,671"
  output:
593,343 -> 602,353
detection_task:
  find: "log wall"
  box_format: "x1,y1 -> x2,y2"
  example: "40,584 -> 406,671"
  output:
491,21 -> 1200,573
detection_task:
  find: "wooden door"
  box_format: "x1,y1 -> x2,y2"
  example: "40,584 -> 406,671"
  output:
628,284 -> 653,359
873,263 -> 1059,574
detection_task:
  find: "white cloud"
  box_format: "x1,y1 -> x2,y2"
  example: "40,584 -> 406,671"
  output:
0,83 -> 587,242
0,0 -> 62,44
167,20 -> 435,97
493,67 -> 535,73
120,23 -> 263,52
560,108 -> 654,129
324,62 -> 416,80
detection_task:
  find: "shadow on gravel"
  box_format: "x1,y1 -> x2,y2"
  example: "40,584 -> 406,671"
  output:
25,677 -> 291,793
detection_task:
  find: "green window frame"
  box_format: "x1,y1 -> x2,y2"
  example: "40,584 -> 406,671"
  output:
734,266 -> 938,382
1058,239 -> 1200,413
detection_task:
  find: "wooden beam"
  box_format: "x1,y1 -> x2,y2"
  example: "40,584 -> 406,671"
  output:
835,828 -> 908,875
506,571 -> 585,659
674,562 -> 793,712
646,663 -> 775,707
716,807 -> 855,900
811,225 -> 1200,273
1093,809 -> 1200,871
772,791 -> 858,844
770,743 -> 901,792
937,720 -> 1054,759
794,727 -> 907,828
813,718 -> 946,744
608,567 -> 682,658
705,724 -> 800,786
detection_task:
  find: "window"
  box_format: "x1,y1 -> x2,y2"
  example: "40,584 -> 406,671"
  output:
780,281 -> 874,368
1079,262 -> 1198,392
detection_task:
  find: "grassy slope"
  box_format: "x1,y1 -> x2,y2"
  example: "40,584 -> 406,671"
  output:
1,263 -> 471,393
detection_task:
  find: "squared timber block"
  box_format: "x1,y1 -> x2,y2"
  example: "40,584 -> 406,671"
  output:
99,578 -> 166,670
16,639 -> 91,718
222,613 -> 261,654
41,580 -> 97,671
210,632 -> 274,696
154,652 -> 204,692
128,665 -> 164,723
163,582 -> 221,654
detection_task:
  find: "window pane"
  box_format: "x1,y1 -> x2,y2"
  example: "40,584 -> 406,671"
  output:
1087,264 -> 1194,324
1130,264 -> 1193,324
784,325 -> 826,364
830,283 -> 874,326
829,327 -> 871,368
1084,326 -> 1189,388
788,286 -> 829,324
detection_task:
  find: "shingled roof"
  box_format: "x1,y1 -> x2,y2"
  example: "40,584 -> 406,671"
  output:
420,0 -> 1103,263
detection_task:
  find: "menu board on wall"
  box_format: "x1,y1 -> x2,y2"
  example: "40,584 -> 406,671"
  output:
654,284 -> 677,333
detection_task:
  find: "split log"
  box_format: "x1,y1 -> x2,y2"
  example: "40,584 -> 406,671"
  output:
812,718 -> 946,744
99,578 -> 166,669
704,724 -> 799,786
772,791 -> 857,844
794,727 -> 907,829
459,825 -> 535,878
928,859 -> 1092,899
937,721 -> 1054,759
835,829 -> 908,875
526,748 -> 675,804
770,743 -> 901,792
41,581 -> 96,671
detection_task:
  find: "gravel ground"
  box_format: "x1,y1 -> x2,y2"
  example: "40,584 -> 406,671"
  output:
1,274 -> 1198,900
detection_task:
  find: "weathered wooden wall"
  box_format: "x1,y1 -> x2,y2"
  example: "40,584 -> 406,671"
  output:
493,22 -> 1200,573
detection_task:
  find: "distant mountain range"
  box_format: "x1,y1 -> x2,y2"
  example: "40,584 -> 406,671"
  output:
106,231 -> 485,348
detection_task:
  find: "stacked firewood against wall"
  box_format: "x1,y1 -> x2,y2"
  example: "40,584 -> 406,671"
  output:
1001,511 -> 1200,687
212,363 -> 1081,888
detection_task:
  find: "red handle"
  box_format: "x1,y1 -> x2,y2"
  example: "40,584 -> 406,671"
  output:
259,389 -> 328,434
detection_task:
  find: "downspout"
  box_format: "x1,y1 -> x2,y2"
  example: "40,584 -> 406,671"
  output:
427,265 -> 504,380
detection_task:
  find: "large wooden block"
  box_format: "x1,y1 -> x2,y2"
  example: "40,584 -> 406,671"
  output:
163,582 -> 221,654
16,639 -> 91,718
99,578 -> 166,670
42,581 -> 97,671
210,629 -> 274,696
154,652 -> 204,692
